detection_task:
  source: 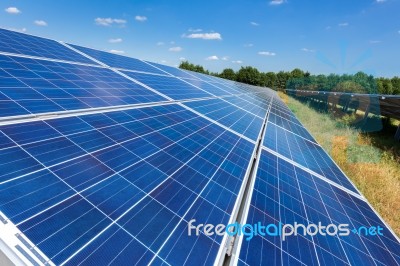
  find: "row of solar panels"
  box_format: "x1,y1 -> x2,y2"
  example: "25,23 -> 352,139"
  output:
0,28 -> 399,266
286,89 -> 400,123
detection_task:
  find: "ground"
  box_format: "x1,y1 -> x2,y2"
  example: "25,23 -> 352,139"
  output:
278,91 -> 400,237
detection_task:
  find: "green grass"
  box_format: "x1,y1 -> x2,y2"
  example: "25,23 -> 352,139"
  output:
278,91 -> 400,237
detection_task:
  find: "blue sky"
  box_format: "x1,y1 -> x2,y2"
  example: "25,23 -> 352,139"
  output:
1,0 -> 399,77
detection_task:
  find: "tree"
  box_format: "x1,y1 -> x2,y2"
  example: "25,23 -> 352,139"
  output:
178,61 -> 208,74
315,75 -> 327,91
219,68 -> 236,81
258,73 -> 266,87
382,79 -> 393,94
391,76 -> 400,95
353,71 -> 372,94
265,72 -> 277,89
179,60 -> 399,95
236,66 -> 261,85
291,68 -> 305,79
377,78 -> 393,94
377,79 -> 384,94
276,71 -> 290,89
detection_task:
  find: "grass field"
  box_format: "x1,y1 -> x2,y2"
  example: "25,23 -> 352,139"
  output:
278,91 -> 400,237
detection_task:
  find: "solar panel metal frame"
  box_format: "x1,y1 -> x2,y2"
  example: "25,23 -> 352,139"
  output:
0,28 -> 398,266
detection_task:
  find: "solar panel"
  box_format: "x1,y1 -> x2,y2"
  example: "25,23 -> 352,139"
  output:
178,78 -> 235,97
0,28 -> 398,266
238,149 -> 400,265
0,53 -> 167,118
69,44 -> 168,75
145,61 -> 202,80
183,98 -> 265,141
0,104 -> 257,265
0,29 -> 96,64
121,71 -> 214,100
263,121 -> 359,193
223,95 -> 269,118
183,70 -> 220,82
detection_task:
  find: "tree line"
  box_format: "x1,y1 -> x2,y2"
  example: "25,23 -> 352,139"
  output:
179,61 -> 400,95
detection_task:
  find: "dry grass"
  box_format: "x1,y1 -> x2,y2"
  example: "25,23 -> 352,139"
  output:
277,91 -> 400,237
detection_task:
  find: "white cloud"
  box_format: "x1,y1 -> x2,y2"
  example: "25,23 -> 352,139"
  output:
325,26 -> 332,30
5,7 -> 21,14
95,18 -> 127,26
338,22 -> 349,27
301,48 -> 315,53
244,43 -> 254,47
34,20 -> 47,26
8,27 -> 27,33
188,28 -> 202,32
110,49 -> 125,54
221,56 -> 229,61
270,0 -> 285,5
250,22 -> 260,26
160,60 -> 167,63
232,60 -> 243,64
179,57 -> 186,61
157,41 -> 165,46
108,38 -> 122,43
376,0 -> 386,3
135,15 -> 147,22
169,46 -> 182,52
183,32 -> 222,40
258,51 -> 276,56
206,55 -> 219,60
369,40 -> 381,44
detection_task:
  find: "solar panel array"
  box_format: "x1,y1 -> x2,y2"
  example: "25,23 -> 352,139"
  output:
0,28 -> 398,266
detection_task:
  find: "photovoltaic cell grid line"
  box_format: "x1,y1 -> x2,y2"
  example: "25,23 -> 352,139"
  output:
183,98 -> 266,141
145,61 -> 202,80
264,96 -> 360,194
178,78 -> 236,97
0,28 -> 399,266
121,71 -> 215,100
238,150 -> 400,265
68,44 -> 168,76
0,103 -> 257,265
0,29 -> 96,64
263,122 -> 360,193
0,53 -> 167,118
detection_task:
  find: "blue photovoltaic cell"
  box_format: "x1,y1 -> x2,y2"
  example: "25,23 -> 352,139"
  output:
0,131 -> 14,149
179,78 -> 233,96
223,95 -> 270,118
270,105 -> 302,124
268,112 -> 316,143
270,99 -> 304,126
0,146 -> 43,183
208,82 -> 245,94
263,122 -> 359,193
0,169 -> 75,223
184,98 -> 264,141
205,78 -> 252,95
0,101 -> 258,265
121,71 -> 214,100
183,70 -> 220,83
0,54 -> 166,117
0,28 -> 96,64
69,44 -> 167,75
239,149 -> 400,265
1,29 -> 399,266
145,61 -> 201,80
